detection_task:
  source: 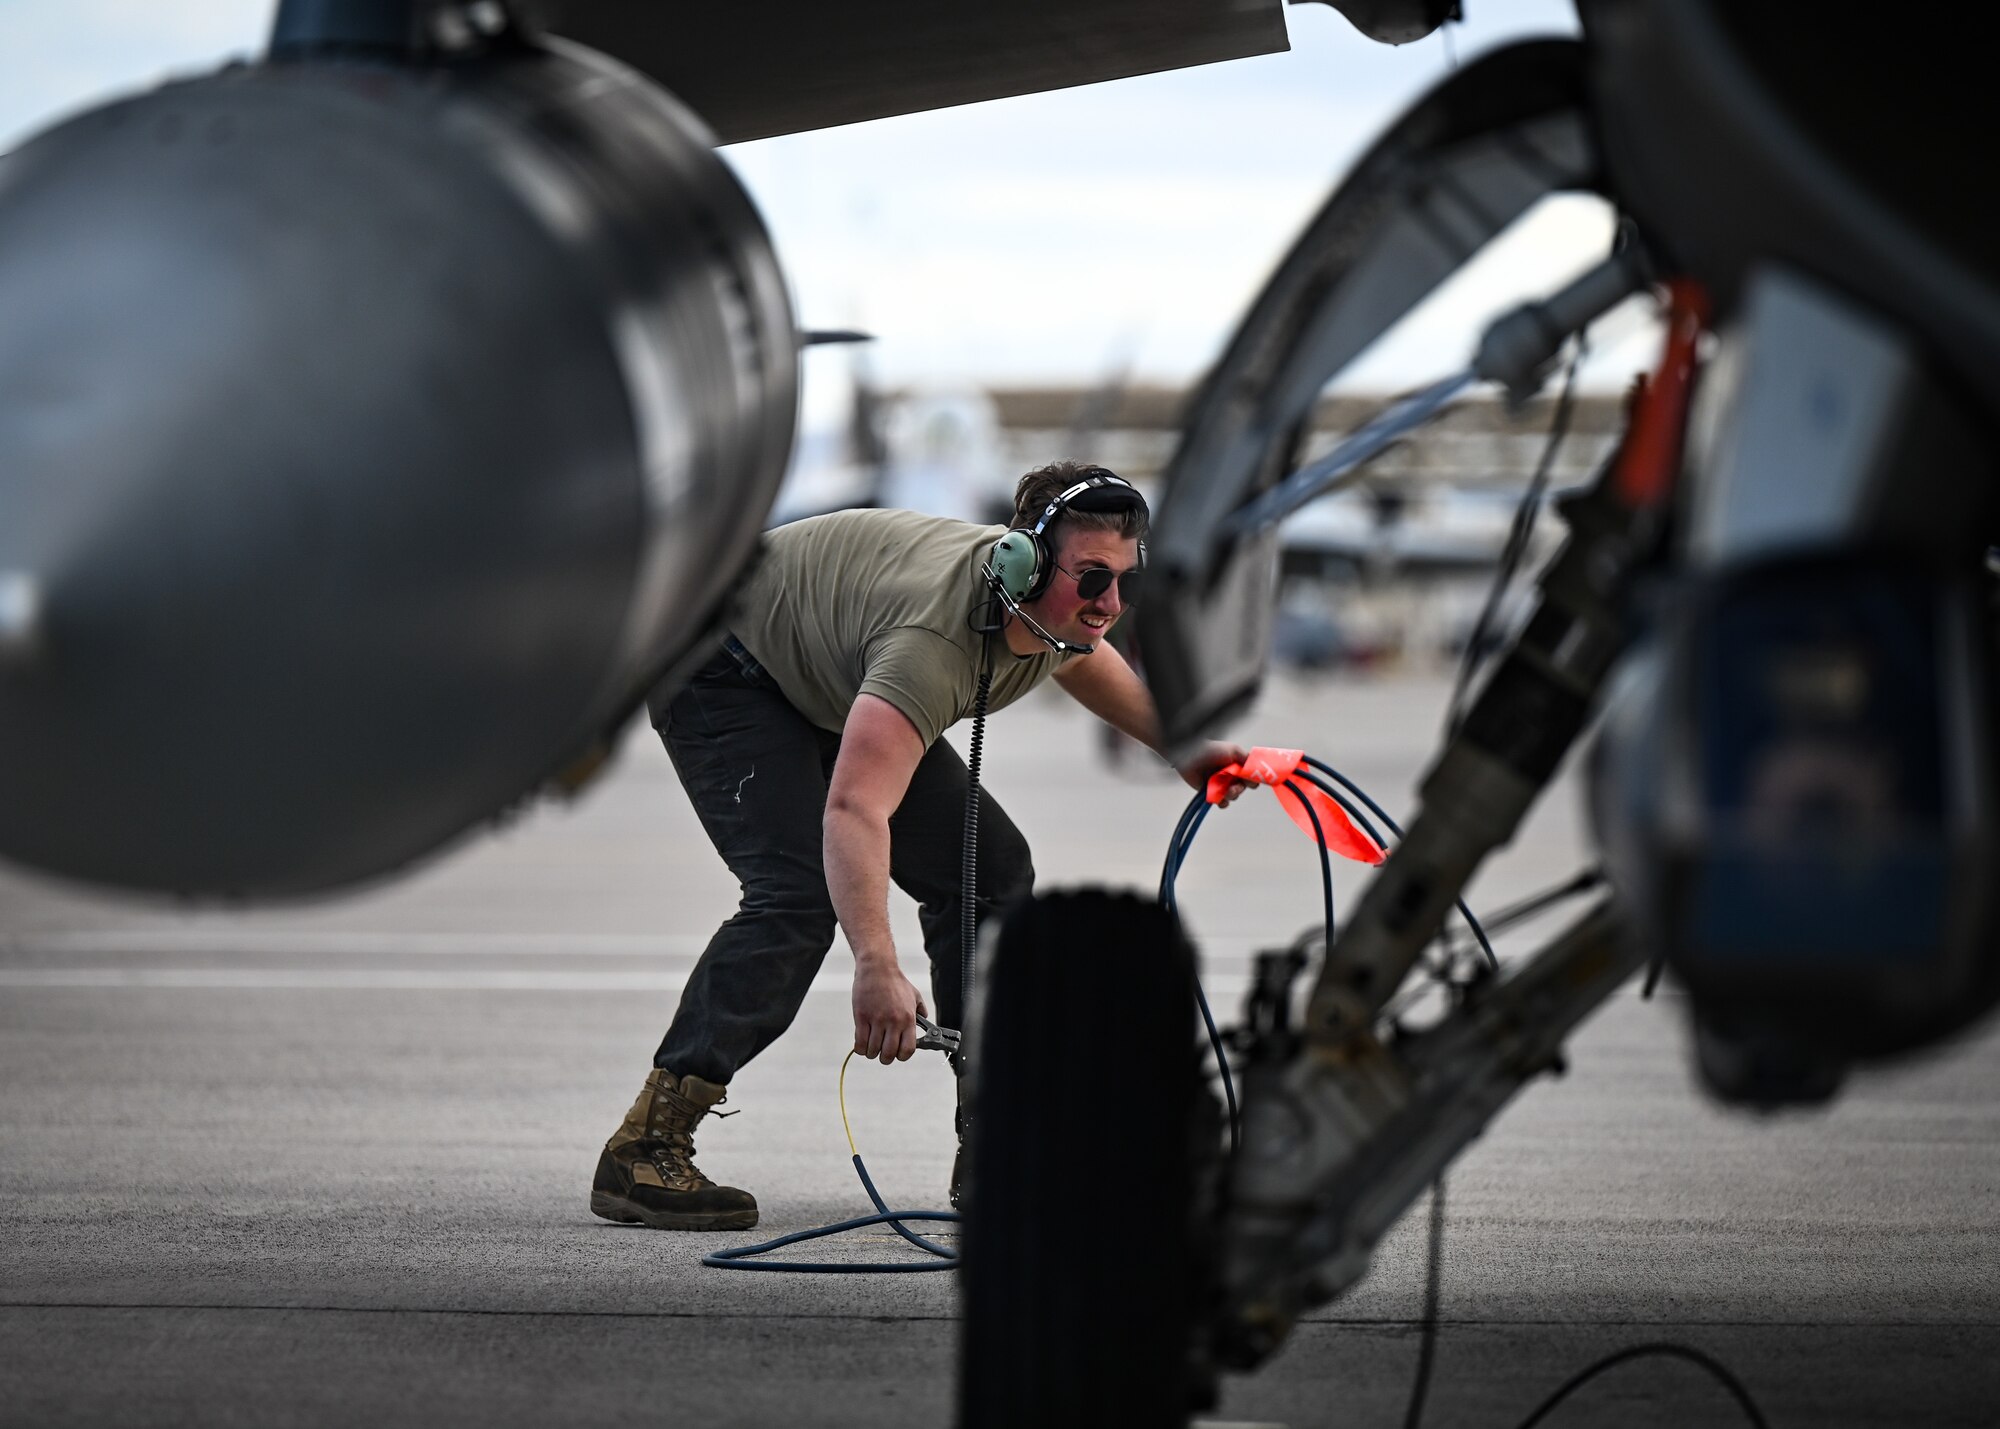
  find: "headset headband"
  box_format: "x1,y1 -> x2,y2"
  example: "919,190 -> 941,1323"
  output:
1028,471 -> 1146,540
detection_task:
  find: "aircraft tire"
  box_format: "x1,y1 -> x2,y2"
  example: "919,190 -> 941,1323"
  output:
957,888 -> 1212,1428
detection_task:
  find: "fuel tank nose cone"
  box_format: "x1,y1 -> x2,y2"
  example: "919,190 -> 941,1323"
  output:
0,573 -> 42,665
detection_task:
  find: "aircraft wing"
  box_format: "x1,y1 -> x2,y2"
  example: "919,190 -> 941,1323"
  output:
539,0 -> 1291,144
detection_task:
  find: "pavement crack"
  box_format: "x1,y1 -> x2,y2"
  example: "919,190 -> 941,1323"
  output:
0,1301 -> 961,1323
4,1303 -> 1997,1331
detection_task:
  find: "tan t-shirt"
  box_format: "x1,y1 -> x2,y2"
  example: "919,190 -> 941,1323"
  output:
729,508 -> 1071,747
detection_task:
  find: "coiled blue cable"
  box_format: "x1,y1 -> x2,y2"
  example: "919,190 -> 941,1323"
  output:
702,1051 -> 960,1273
704,753 -> 1490,1270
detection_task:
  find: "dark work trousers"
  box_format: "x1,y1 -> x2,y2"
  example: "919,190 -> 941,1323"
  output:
652,640 -> 1034,1085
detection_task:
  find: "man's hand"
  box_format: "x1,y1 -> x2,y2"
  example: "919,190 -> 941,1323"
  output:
1176,741 -> 1251,806
852,957 -> 927,1065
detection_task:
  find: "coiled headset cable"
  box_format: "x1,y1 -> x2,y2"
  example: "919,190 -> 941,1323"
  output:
959,628 -> 994,1029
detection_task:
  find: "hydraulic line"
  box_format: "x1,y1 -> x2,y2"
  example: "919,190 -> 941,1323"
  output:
1161,758 -> 1495,1146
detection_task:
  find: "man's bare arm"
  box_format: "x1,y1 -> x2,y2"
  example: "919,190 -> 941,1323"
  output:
825,694 -> 929,1064
1055,643 -> 1249,800
1053,640 -> 1164,748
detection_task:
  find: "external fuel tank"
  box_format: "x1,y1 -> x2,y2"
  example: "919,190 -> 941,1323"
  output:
0,33 -> 797,896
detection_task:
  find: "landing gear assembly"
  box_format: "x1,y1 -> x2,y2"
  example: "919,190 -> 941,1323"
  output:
961,6 -> 2000,1418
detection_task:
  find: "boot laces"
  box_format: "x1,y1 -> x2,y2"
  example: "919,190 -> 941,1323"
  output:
644,1085 -> 719,1190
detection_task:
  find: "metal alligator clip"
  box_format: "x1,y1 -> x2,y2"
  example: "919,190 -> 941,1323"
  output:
915,1014 -> 962,1055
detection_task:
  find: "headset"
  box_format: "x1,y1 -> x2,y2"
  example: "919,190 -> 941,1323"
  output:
982,468 -> 1149,655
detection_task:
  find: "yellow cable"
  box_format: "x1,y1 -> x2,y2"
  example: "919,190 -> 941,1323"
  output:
838,1049 -> 859,1157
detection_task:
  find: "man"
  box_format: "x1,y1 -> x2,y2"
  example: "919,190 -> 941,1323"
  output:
590,461 -> 1245,1231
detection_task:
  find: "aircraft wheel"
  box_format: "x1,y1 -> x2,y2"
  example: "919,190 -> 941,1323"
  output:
957,889 -> 1215,1428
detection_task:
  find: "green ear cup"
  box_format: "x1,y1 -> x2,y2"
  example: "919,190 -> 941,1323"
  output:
989,529 -> 1046,603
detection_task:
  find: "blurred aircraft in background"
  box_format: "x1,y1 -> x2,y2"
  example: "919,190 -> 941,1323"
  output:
1274,482 -> 1560,672
1284,484 -> 1531,581
769,342 -> 1009,528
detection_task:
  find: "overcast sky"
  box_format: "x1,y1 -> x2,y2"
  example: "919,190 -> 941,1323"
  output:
0,1 -> 1651,390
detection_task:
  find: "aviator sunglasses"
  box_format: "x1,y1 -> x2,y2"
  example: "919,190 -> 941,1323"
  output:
1056,562 -> 1143,604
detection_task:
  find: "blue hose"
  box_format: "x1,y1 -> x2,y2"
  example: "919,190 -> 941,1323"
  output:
704,752 -> 1487,1270
701,1153 -> 960,1273
1165,757 -> 1495,1149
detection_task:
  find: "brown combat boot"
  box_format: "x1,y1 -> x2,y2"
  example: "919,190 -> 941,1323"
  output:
590,1069 -> 758,1231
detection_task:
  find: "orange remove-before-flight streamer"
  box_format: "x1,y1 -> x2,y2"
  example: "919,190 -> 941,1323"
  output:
1205,747 -> 1383,865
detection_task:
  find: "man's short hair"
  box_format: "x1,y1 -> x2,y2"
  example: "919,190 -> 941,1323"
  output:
1009,461 -> 1149,541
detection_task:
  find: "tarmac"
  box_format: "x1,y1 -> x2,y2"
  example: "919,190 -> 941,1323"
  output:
3,671 -> 1997,1427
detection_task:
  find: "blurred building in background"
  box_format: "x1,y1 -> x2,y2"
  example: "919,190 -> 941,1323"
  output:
775,363 -> 1625,671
